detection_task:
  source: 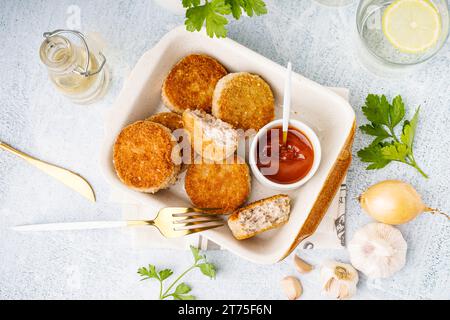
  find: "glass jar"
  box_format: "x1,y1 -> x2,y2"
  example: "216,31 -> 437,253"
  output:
39,30 -> 109,104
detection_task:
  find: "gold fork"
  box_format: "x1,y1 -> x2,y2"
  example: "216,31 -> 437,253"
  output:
12,207 -> 224,238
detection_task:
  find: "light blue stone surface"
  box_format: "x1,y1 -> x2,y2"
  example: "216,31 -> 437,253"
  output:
0,0 -> 449,300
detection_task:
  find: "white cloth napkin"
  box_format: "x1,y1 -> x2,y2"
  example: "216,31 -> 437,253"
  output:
109,87 -> 350,251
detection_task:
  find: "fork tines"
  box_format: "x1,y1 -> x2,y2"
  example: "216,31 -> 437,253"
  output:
172,208 -> 224,232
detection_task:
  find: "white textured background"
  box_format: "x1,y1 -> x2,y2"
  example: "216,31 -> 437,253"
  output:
0,0 -> 449,300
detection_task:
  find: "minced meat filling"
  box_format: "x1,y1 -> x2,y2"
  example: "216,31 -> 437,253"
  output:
237,198 -> 290,233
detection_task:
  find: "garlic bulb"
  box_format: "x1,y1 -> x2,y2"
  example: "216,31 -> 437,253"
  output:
320,261 -> 359,300
348,223 -> 407,279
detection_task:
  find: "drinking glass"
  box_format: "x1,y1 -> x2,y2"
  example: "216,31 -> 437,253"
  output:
356,0 -> 449,68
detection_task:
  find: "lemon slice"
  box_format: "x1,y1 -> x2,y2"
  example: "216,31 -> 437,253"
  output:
382,0 -> 442,53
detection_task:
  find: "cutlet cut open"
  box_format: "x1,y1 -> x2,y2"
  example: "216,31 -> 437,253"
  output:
228,195 -> 291,240
183,109 -> 238,162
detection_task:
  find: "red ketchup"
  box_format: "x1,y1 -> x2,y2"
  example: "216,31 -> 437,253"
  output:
256,126 -> 314,184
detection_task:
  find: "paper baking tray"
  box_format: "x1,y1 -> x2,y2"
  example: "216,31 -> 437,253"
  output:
101,26 -> 356,264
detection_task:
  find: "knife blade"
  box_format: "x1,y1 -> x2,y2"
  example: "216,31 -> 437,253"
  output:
0,141 -> 96,202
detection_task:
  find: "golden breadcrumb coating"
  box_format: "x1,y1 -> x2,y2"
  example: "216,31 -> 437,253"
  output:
113,121 -> 180,193
213,72 -> 275,131
185,156 -> 251,214
162,54 -> 228,114
147,112 -> 183,132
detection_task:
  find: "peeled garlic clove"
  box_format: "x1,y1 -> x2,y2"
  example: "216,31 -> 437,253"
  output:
293,255 -> 313,274
320,261 -> 358,300
348,223 -> 407,279
281,276 -> 303,300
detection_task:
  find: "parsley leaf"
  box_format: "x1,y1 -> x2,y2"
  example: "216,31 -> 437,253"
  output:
226,0 -> 243,19
390,95 -> 406,128
185,0 -> 231,38
357,143 -> 391,170
185,4 -> 209,32
240,0 -> 267,17
190,245 -> 202,263
173,294 -> 196,300
138,265 -> 159,280
175,283 -> 192,295
199,263 -> 216,279
184,0 -> 267,38
182,0 -> 201,8
362,94 -> 390,126
401,107 -> 420,152
360,123 -> 391,139
381,142 -> 409,161
158,269 -> 174,281
138,247 -> 217,300
224,0 -> 268,19
358,94 -> 428,178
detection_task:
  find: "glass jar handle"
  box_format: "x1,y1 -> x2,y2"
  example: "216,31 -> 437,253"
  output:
43,29 -> 106,77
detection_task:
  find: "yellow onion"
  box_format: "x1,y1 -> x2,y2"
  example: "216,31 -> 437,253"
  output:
359,180 -> 448,225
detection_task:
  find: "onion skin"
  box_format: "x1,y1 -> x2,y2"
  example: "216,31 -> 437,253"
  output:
359,180 -> 428,225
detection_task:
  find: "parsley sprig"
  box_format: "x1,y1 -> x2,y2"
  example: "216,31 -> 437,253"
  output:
183,0 -> 268,38
138,246 -> 216,300
357,94 -> 428,178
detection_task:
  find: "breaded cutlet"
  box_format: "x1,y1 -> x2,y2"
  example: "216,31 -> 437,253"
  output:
162,54 -> 228,114
147,112 -> 183,132
212,72 -> 275,131
185,156 -> 251,214
113,121 -> 181,193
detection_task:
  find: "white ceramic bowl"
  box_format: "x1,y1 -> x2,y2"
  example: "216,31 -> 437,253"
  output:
249,119 -> 322,191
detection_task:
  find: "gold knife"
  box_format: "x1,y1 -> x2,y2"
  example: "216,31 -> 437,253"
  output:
0,141 -> 96,202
